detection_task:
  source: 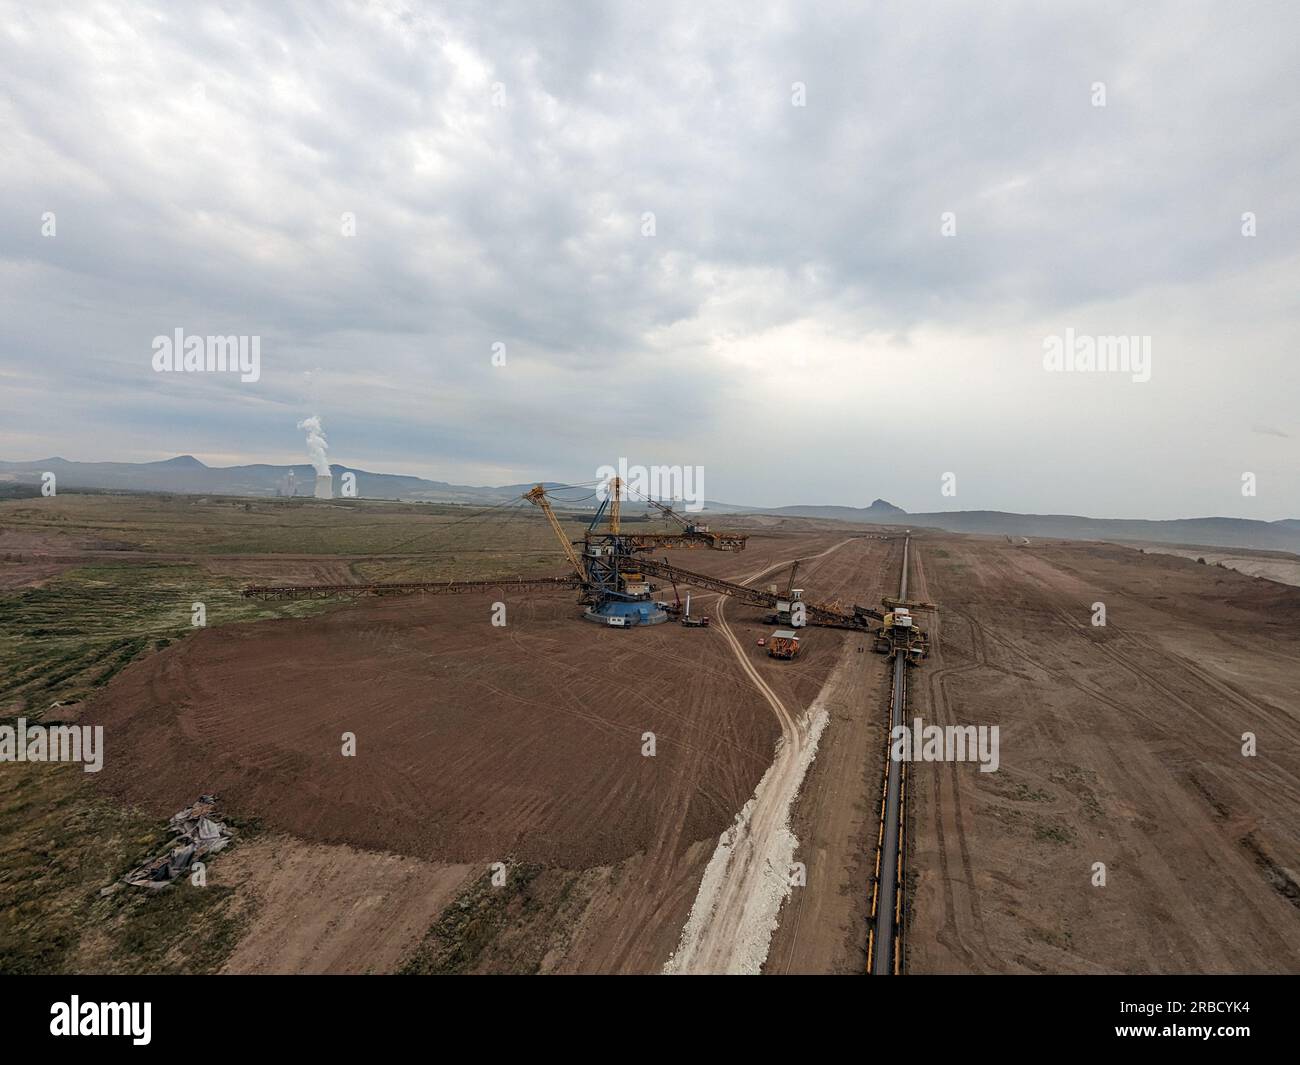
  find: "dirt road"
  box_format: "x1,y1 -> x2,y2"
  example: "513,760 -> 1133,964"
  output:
764,536 -> 901,972
664,538 -> 860,973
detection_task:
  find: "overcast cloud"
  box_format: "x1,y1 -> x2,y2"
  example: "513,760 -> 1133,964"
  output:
1,0 -> 1297,518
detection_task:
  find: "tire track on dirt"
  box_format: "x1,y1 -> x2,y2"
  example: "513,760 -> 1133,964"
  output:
769,538 -> 904,972
909,546 -> 989,969
912,537 -> 1300,972
664,538 -> 856,973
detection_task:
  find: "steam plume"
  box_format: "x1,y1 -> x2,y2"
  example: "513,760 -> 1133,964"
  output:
296,415 -> 330,475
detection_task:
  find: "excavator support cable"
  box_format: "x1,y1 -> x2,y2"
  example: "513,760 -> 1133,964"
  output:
524,484 -> 588,583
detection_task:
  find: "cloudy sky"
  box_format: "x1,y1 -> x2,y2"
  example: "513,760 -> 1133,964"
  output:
2,1 -> 1297,518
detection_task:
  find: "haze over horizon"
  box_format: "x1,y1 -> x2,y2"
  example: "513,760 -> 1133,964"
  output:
3,1 -> 1298,520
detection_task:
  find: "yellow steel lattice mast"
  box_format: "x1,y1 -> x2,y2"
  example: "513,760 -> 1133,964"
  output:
524,485 -> 587,582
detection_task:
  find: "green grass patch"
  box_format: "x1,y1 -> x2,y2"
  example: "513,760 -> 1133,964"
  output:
399,863 -> 544,975
0,562 -> 335,713
0,493 -> 593,558
0,763 -> 253,974
1032,818 -> 1076,845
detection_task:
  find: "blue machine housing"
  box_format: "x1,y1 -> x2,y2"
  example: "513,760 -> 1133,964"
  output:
583,597 -> 669,626
575,492 -> 670,626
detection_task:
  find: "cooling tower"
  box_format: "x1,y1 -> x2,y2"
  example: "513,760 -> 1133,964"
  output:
314,473 -> 333,500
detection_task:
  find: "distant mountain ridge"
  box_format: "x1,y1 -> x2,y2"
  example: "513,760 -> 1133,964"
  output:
749,502 -> 1300,553
0,455 -> 530,505
3,455 -> 1298,554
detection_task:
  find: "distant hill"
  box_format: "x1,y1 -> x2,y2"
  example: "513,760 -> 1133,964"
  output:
0,455 -> 535,505
745,501 -> 1300,553
2,455 -> 1298,554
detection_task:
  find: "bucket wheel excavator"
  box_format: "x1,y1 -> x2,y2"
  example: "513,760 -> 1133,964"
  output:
245,476 -> 932,658
523,482 -> 929,648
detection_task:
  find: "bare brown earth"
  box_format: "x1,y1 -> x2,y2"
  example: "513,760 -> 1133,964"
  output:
0,526 -> 133,588
763,536 -> 902,973
87,528 -> 891,971
906,534 -> 1300,973
215,835 -> 475,975
21,498 -> 1300,973
0,561 -> 68,590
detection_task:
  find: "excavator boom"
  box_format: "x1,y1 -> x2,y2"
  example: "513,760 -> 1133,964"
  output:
639,493 -> 749,551
633,556 -> 884,631
524,485 -> 588,583
881,595 -> 936,612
